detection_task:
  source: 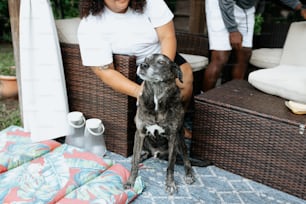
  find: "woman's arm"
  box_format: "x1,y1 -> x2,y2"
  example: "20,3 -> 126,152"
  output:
155,20 -> 193,106
155,21 -> 177,61
91,64 -> 142,99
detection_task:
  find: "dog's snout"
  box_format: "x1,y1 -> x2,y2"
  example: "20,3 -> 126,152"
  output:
140,63 -> 149,69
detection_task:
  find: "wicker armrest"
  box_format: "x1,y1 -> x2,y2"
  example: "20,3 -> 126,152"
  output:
176,31 -> 209,58
60,42 -> 137,157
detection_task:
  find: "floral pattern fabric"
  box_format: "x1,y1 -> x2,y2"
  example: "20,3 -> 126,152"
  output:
0,126 -> 144,204
0,126 -> 61,173
56,164 -> 145,204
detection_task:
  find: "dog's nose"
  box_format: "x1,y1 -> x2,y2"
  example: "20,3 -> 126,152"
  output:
140,63 -> 149,69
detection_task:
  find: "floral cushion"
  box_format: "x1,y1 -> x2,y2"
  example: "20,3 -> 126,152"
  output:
57,164 -> 144,204
0,126 -> 61,173
0,126 -> 144,203
0,144 -> 112,203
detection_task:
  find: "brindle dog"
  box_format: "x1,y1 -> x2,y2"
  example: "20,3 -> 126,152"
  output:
124,54 -> 196,194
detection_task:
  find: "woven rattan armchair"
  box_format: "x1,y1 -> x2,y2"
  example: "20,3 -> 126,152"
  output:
60,32 -> 208,157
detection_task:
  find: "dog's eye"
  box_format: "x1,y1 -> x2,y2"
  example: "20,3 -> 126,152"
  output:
157,60 -> 166,65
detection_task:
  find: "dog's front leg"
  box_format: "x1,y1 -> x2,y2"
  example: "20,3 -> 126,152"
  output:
165,136 -> 177,194
177,132 -> 195,185
124,130 -> 145,189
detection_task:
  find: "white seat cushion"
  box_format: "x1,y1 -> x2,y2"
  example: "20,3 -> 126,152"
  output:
248,65 -> 306,103
55,18 -> 80,44
249,48 -> 282,68
179,53 -> 208,72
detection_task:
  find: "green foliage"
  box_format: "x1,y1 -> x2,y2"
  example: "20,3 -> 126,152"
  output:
0,49 -> 15,76
0,66 -> 16,76
0,42 -> 20,130
50,0 -> 80,19
254,14 -> 264,35
0,0 -> 11,42
0,102 -> 21,130
0,0 -> 80,42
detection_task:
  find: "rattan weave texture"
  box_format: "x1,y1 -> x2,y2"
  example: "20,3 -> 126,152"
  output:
191,80 -> 306,199
61,43 -> 137,157
176,31 -> 209,57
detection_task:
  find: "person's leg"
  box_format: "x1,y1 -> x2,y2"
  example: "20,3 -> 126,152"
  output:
232,47 -> 252,79
232,4 -> 255,80
174,54 -> 194,138
204,0 -> 232,92
178,62 -> 193,138
203,50 -> 231,91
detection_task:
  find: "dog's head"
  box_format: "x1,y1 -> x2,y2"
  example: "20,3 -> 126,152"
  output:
137,54 -> 182,83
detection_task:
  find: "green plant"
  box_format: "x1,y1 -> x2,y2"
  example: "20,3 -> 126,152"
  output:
0,66 -> 16,76
0,101 -> 21,130
254,14 -> 264,35
50,0 -> 80,19
0,48 -> 15,76
0,0 -> 11,42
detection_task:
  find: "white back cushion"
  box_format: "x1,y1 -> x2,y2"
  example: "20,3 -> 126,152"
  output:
55,18 -> 80,44
280,21 -> 306,66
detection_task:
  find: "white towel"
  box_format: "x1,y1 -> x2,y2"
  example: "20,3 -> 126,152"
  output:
19,0 -> 69,141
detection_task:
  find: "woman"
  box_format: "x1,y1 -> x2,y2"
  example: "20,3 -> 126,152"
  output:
78,0 -> 194,136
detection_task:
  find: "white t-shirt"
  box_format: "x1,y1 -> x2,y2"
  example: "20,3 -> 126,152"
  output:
77,0 -> 173,66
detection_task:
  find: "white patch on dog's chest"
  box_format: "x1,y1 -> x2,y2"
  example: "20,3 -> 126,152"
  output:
154,92 -> 165,111
154,94 -> 158,111
146,124 -> 165,136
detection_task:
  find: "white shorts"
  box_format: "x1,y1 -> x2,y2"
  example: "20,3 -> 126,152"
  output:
205,0 -> 255,50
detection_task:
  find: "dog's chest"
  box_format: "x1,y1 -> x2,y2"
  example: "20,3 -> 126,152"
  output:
141,85 -> 180,113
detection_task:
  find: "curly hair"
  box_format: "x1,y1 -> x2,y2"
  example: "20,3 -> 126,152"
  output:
79,0 -> 147,18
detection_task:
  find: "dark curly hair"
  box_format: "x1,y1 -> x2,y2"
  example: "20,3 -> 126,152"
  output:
79,0 -> 147,18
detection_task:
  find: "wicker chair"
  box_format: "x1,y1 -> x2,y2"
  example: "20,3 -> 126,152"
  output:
59,32 -> 208,157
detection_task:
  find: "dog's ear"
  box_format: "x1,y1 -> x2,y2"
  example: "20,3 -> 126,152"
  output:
171,62 -> 183,83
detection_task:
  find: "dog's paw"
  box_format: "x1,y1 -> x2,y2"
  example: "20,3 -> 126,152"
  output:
184,168 -> 195,184
124,177 -> 135,190
165,181 -> 177,195
185,172 -> 195,185
123,181 -> 134,190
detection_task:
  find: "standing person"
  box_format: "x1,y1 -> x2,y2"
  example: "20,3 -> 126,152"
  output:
77,0 -> 194,137
203,0 -> 306,92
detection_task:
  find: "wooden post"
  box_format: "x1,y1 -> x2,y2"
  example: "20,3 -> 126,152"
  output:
8,0 -> 23,124
189,0 -> 206,34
